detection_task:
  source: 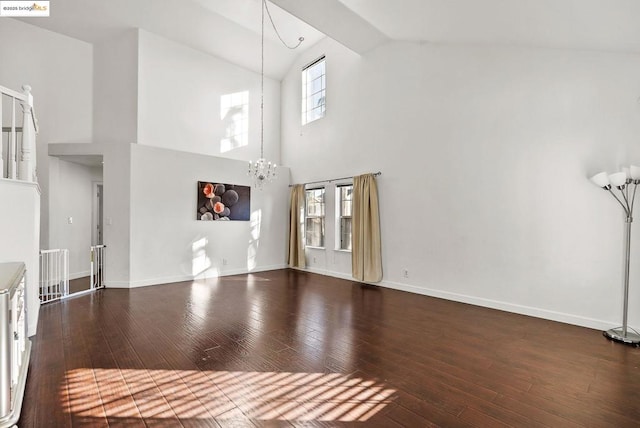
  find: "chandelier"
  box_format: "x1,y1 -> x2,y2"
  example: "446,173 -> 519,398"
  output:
248,0 -> 303,189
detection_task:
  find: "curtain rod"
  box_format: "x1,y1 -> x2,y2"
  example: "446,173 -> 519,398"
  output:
289,171 -> 381,188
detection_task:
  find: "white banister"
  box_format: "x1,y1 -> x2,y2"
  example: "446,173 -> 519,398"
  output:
18,85 -> 34,182
1,84 -> 37,182
0,95 -> 2,178
8,98 -> 16,180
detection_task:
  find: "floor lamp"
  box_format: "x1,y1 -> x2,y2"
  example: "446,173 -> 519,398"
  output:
590,165 -> 640,346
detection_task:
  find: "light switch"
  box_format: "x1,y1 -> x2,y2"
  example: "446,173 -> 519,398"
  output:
68,217 -> 73,224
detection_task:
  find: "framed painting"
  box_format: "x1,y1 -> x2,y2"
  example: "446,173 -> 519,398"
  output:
197,181 -> 250,221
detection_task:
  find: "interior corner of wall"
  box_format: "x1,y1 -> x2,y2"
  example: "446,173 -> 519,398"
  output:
28,306 -> 39,337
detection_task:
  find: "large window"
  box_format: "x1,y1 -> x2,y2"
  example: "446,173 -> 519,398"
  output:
337,185 -> 353,251
301,56 -> 326,125
305,188 -> 325,247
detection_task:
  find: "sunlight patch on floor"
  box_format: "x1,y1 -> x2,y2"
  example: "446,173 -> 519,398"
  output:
63,369 -> 396,422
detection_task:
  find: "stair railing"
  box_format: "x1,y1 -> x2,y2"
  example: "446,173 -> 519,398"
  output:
0,85 -> 38,182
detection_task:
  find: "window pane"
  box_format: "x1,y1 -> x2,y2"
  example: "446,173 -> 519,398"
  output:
305,188 -> 325,247
308,107 -> 321,122
307,61 -> 324,80
339,186 -> 352,216
342,186 -> 352,200
341,201 -> 352,217
302,57 -> 326,125
311,76 -> 323,94
337,185 -> 353,250
340,218 -> 352,250
306,96 -> 316,112
312,91 -> 324,109
306,218 -> 325,247
306,189 -> 324,213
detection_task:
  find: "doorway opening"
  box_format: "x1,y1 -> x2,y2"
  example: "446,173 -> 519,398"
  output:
66,181 -> 105,295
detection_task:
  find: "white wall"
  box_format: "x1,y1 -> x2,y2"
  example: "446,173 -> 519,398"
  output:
128,144 -> 289,287
102,143 -> 131,287
0,19 -> 93,249
93,30 -> 138,145
281,39 -> 640,330
48,158 -> 102,278
90,29 -> 138,287
0,181 -> 40,336
137,30 -> 281,163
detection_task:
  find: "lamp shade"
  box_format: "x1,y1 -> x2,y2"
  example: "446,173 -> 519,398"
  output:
630,165 -> 640,180
609,172 -> 627,187
590,172 -> 610,188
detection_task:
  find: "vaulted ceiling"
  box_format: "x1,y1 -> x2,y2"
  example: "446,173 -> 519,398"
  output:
17,0 -> 640,79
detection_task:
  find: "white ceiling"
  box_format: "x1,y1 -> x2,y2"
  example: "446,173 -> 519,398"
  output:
17,0 -> 640,79
17,0 -> 326,79
337,0 -> 640,53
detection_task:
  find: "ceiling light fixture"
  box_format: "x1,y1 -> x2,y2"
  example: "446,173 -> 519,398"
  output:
248,0 -> 304,189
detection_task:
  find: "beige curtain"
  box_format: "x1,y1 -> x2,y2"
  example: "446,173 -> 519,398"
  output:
352,174 -> 382,282
287,184 -> 306,268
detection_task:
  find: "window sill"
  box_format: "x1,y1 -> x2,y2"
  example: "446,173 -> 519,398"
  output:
306,246 -> 325,250
334,249 -> 352,253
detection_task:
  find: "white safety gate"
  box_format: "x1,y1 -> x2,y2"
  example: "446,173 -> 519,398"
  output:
39,249 -> 68,303
90,245 -> 106,290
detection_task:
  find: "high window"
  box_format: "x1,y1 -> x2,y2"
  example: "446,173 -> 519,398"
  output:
305,188 -> 325,247
337,185 -> 353,251
302,56 -> 326,125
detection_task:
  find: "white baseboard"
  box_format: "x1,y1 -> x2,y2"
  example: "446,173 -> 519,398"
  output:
104,263 -> 617,331
380,279 -> 616,331
104,280 -> 131,289
69,271 -> 90,280
108,264 -> 288,289
296,266 -> 617,332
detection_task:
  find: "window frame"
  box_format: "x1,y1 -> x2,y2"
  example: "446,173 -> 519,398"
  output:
301,56 -> 326,125
305,187 -> 326,248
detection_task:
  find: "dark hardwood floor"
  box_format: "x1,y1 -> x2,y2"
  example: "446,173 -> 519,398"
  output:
20,269 -> 640,427
68,276 -> 91,294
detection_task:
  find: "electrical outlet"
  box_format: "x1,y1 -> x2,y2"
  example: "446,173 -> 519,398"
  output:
222,258 -> 228,266
313,257 -> 317,263
403,269 -> 409,278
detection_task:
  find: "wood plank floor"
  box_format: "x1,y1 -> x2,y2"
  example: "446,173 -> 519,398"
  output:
19,269 -> 640,427
68,276 -> 91,294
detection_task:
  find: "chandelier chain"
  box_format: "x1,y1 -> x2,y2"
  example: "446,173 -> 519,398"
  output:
261,0 -> 265,159
263,0 -> 304,50
250,0 -> 304,188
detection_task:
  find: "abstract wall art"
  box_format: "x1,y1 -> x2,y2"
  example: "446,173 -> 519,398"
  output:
197,181 -> 250,221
